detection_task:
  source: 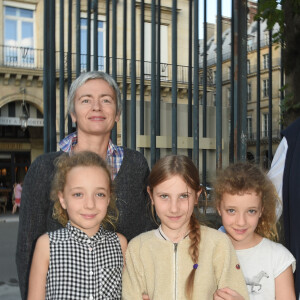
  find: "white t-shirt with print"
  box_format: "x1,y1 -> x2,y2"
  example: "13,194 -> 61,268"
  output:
236,238 -> 296,300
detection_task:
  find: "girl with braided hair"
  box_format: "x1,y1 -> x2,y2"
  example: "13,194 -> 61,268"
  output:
122,155 -> 249,300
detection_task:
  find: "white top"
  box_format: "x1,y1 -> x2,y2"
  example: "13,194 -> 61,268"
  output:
267,137 -> 288,220
236,238 -> 296,300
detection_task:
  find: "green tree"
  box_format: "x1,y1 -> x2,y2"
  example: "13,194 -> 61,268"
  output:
258,0 -> 300,126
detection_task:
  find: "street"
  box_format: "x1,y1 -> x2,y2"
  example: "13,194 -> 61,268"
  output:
0,215 -> 21,300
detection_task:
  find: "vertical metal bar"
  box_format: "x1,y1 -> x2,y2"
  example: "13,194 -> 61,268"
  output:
193,0 -> 199,169
93,0 -> 98,70
140,0 -> 145,155
49,0 -> 56,151
131,0 -> 136,149
111,0 -> 117,143
43,0 -> 49,152
156,0 -> 161,159
202,0 -> 207,186
112,0 -> 117,78
240,0 -> 248,161
256,7 -> 261,164
216,0 -> 222,169
87,0 -> 91,71
150,0 -> 157,167
233,0 -> 239,161
280,40 -> 284,132
67,0 -> 73,134
122,0 -> 127,147
76,0 -> 81,76
187,0 -> 193,159
229,0 -> 235,163
59,0 -> 65,141
268,28 -> 273,166
172,0 -> 177,154
105,0 -> 110,72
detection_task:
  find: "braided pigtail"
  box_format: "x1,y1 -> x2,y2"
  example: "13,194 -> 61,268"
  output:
185,213 -> 201,299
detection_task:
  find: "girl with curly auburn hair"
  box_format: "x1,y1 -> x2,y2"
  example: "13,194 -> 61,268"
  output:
28,151 -> 127,300
213,162 -> 296,300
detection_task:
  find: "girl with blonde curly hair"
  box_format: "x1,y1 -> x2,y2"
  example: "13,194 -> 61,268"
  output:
214,162 -> 296,300
28,151 -> 127,300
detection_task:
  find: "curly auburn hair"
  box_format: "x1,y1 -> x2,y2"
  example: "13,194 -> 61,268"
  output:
147,155 -> 202,300
213,162 -> 278,241
50,151 -> 118,229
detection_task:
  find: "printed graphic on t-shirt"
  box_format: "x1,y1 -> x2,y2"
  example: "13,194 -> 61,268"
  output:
245,270 -> 269,294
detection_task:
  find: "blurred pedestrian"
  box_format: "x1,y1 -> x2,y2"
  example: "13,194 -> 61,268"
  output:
12,182 -> 22,214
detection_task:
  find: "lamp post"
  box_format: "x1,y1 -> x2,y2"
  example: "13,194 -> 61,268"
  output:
20,88 -> 29,131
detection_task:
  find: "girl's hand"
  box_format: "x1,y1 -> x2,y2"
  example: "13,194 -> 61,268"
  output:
213,287 -> 244,300
142,293 -> 150,300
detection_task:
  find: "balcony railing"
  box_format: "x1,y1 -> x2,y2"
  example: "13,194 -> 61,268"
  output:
200,37 -> 279,68
1,45 -> 39,69
247,130 -> 281,142
0,45 -> 215,86
216,58 -> 281,83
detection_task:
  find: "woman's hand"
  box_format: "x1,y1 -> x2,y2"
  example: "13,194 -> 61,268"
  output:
213,287 -> 245,300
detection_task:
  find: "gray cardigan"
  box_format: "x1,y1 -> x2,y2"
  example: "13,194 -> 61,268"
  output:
16,148 -> 155,300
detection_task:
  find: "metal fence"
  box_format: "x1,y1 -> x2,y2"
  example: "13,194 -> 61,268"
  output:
41,1 -> 283,181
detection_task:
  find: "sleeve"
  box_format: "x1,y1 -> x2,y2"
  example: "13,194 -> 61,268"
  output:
213,235 -> 250,300
116,150 -> 156,241
273,242 -> 296,278
268,137 -> 288,220
16,154 -> 55,300
122,238 -> 147,300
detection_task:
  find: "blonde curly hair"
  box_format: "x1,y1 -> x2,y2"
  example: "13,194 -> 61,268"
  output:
50,151 -> 118,229
213,162 -> 278,241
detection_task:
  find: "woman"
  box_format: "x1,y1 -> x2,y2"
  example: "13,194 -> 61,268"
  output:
16,71 -> 154,300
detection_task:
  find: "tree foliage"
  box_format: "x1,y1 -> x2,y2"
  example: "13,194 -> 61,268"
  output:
257,0 -> 300,126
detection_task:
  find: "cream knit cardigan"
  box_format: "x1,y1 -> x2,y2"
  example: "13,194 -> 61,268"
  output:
122,225 -> 249,300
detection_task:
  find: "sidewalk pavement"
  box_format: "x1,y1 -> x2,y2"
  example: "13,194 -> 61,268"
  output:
0,213 -> 19,223
0,212 -> 21,300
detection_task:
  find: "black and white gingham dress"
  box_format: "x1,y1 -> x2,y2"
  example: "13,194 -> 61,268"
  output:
46,222 -> 123,299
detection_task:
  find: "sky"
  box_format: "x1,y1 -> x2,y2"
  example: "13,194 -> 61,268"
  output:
199,0 -> 232,24
199,0 -> 231,38
199,0 -> 258,38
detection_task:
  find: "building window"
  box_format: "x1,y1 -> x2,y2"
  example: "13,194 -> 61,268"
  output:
80,16 -> 105,71
4,4 -> 35,66
263,113 -> 269,138
200,76 -> 203,85
247,39 -> 253,51
213,93 -> 216,106
263,54 -> 269,69
264,31 -> 269,45
144,23 -> 168,78
247,83 -> 252,102
247,116 -> 253,139
247,60 -> 251,74
263,79 -> 269,97
8,102 -> 15,117
228,66 -> 231,80
213,70 -> 216,84
199,95 -> 203,105
227,88 -> 231,102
